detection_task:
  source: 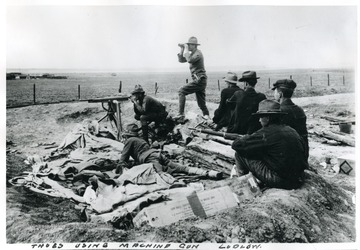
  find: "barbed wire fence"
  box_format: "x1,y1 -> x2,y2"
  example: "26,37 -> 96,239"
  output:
6,71 -> 354,108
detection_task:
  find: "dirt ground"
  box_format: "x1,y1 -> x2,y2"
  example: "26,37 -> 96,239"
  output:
5,93 -> 357,245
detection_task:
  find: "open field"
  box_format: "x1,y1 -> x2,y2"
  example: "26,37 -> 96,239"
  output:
6,68 -> 354,107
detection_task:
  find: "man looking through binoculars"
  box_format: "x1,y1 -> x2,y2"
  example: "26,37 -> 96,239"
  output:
175,37 -> 210,123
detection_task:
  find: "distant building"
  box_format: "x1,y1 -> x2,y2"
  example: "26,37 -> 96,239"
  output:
19,74 -> 29,79
6,72 -> 67,80
42,73 -> 55,78
6,72 -> 21,80
42,73 -> 67,79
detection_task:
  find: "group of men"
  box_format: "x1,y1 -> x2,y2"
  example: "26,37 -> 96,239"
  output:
117,36 -> 309,190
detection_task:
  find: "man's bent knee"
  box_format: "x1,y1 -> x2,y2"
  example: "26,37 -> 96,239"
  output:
139,115 -> 148,124
178,89 -> 186,96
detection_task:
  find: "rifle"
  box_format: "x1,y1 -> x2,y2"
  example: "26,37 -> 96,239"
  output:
189,127 -> 243,140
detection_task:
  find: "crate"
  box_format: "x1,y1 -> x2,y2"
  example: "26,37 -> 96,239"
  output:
133,186 -> 238,227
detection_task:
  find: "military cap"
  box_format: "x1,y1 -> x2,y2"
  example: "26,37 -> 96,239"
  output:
272,79 -> 297,90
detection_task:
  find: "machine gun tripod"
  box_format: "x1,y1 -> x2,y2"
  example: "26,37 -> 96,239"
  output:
88,95 -> 130,140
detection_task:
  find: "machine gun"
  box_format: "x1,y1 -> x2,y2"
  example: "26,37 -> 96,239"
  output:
189,127 -> 243,141
88,95 -> 130,140
87,95 -> 131,104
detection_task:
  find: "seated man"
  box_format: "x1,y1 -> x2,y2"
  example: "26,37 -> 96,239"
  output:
231,99 -> 308,190
130,85 -> 168,143
116,123 -> 222,179
272,79 -> 309,160
212,72 -> 241,131
227,71 -> 266,135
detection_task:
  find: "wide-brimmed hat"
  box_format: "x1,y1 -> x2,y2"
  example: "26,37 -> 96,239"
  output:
239,71 -> 260,82
131,85 -> 145,95
252,99 -> 287,116
185,36 -> 200,45
122,123 -> 141,137
223,72 -> 238,84
272,79 -> 297,90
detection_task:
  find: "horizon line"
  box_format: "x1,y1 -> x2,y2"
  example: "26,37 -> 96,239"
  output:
6,66 -> 355,74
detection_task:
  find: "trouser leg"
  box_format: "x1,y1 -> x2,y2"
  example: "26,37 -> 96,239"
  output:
165,161 -> 189,175
194,79 -> 209,116
165,161 -> 222,178
234,152 -> 250,175
178,80 -> 207,115
157,153 -> 192,175
139,116 -> 149,142
235,153 -> 288,188
145,152 -> 164,172
139,113 -> 165,142
166,161 -> 207,176
186,166 -> 222,178
158,152 -> 222,178
178,92 -> 186,116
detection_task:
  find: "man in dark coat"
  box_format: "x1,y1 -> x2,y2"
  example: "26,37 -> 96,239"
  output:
116,124 -> 222,179
130,85 -> 168,143
231,99 -> 308,190
227,71 -> 266,134
212,72 -> 241,131
272,79 -> 309,160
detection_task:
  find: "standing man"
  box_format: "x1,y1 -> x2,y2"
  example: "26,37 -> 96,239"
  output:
227,71 -> 266,135
175,36 -> 210,123
272,79 -> 309,160
130,85 -> 168,143
231,99 -> 308,190
212,72 -> 241,131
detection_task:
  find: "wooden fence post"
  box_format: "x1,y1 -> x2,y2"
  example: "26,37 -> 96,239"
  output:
268,78 -> 271,89
78,85 -> 81,100
218,80 -> 220,91
328,74 -> 330,86
290,75 -> 292,80
119,81 -> 122,93
155,82 -> 158,95
343,75 -> 345,85
33,84 -> 36,104
310,76 -> 312,86
186,79 -> 188,84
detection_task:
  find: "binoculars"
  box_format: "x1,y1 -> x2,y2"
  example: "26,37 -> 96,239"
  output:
178,43 -> 185,47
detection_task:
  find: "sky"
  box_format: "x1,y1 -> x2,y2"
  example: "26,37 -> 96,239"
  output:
5,1 -> 358,72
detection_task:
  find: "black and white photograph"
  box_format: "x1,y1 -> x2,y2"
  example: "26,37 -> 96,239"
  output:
2,0 -> 358,249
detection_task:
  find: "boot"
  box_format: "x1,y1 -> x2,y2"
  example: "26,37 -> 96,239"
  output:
207,170 -> 223,179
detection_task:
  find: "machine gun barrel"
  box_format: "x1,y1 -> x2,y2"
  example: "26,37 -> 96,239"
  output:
87,95 -> 130,103
189,127 -> 243,140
